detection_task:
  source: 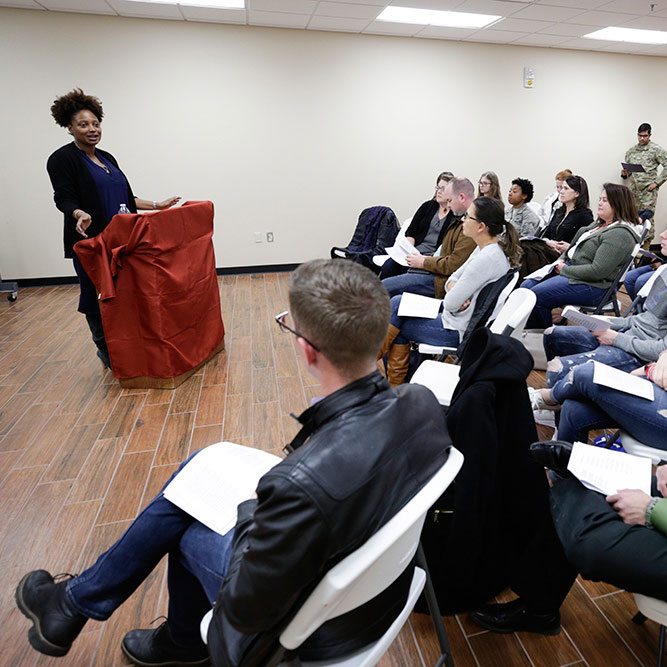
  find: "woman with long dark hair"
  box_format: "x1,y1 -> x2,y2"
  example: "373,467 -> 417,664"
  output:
379,197 -> 521,385
523,183 -> 640,329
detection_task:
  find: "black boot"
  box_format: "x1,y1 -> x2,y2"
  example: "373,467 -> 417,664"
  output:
85,313 -> 111,369
121,621 -> 211,666
15,570 -> 87,657
529,440 -> 574,478
470,597 -> 561,635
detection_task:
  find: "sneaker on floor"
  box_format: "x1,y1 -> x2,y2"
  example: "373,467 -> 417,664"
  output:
121,621 -> 211,666
528,386 -> 559,412
533,409 -> 556,429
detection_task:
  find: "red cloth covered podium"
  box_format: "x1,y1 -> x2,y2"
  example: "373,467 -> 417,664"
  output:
74,201 -> 225,388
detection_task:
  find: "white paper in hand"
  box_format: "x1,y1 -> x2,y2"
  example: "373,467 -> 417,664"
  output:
561,307 -> 610,332
592,361 -> 655,401
163,442 -> 282,536
567,441 -> 651,496
397,292 -> 442,319
386,237 -> 418,267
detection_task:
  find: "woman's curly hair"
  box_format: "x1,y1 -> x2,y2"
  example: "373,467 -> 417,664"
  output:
51,88 -> 104,127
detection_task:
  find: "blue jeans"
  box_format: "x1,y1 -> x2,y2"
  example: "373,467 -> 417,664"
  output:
66,452 -> 235,646
389,295 -> 459,347
523,275 -> 607,329
624,265 -> 653,301
552,361 -> 667,448
543,326 -> 641,387
382,272 -> 435,299
379,258 -> 408,279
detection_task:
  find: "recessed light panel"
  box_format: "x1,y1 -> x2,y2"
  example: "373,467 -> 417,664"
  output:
584,26 -> 667,45
124,0 -> 245,8
377,6 -> 500,30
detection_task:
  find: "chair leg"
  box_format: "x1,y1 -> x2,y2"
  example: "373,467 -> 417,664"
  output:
417,543 -> 455,667
658,625 -> 665,667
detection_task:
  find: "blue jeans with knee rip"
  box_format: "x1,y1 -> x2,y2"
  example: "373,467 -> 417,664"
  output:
553,360 -> 667,448
543,326 -> 641,387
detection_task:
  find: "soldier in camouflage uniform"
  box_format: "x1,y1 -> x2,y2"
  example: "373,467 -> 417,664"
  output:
621,123 -> 667,246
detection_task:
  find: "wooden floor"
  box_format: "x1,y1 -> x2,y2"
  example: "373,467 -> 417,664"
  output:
0,274 -> 661,667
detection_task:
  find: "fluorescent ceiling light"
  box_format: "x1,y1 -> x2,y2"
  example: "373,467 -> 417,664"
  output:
124,0 -> 245,8
584,26 -> 667,45
377,6 -> 500,29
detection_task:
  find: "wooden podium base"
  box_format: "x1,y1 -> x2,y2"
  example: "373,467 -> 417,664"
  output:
118,338 -> 225,389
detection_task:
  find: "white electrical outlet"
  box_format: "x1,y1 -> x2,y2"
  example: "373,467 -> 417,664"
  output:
267,232 -> 274,242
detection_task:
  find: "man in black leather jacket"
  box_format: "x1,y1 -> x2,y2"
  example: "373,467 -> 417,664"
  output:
16,259 -> 451,666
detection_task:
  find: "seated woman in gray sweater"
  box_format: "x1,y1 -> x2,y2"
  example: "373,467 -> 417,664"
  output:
535,230 -> 667,394
378,197 -> 521,386
522,183 -> 640,329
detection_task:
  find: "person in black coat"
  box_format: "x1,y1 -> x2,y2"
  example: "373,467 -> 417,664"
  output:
379,171 -> 454,279
47,89 -> 180,368
422,328 -> 576,634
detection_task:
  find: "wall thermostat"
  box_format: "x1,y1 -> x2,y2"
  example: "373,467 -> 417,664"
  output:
523,66 -> 535,88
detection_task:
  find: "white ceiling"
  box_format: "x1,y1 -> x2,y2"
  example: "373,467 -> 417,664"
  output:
3,0 -> 667,56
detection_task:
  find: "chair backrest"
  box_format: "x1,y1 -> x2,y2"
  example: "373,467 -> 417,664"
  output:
639,218 -> 652,242
526,201 -> 541,217
590,242 -> 640,315
278,447 -> 464,651
455,269 -> 519,358
489,288 -> 537,339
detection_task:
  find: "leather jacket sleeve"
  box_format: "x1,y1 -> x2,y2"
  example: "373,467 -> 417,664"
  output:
216,470 -> 332,635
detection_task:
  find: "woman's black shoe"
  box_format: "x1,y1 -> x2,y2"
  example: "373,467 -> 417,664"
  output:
15,570 -> 87,657
121,621 -> 211,666
529,440 -> 574,478
471,598 -> 561,635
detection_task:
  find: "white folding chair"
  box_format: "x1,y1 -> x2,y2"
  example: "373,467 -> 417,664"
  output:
201,448 -> 464,667
411,288 -> 535,407
619,431 -> 667,465
373,217 -> 413,268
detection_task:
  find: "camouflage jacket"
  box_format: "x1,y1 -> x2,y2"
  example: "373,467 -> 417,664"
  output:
505,203 -> 540,237
623,141 -> 667,211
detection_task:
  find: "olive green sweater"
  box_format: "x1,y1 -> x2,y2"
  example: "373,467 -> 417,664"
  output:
559,222 -> 639,290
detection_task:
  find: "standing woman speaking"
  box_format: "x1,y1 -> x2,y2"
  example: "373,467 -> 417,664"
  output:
47,89 -> 180,368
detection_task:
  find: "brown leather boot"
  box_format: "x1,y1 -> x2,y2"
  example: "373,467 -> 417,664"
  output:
377,324 -> 400,361
386,343 -> 411,386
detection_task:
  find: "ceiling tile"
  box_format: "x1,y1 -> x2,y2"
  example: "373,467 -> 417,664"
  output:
248,9 -> 309,27
534,0 -> 607,7
415,24 -> 478,38
486,17 -> 555,32
599,42 -> 648,53
37,0 -> 115,13
558,35 -> 614,48
249,0 -> 315,12
645,43 -> 667,54
107,0 -> 182,19
450,0 -> 527,15
466,28 -> 526,41
179,5 -> 246,23
308,14 -> 370,30
618,15 -> 667,31
538,22 -> 592,36
509,4 -> 584,22
389,0 -> 460,8
0,0 -> 43,7
598,0 -> 667,13
363,19 -> 423,34
566,10 -> 636,26
511,32 -> 573,45
315,2 -> 380,19
332,0 -> 386,5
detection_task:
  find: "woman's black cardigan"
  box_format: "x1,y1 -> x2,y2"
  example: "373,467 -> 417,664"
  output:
541,207 -> 594,244
46,142 -> 137,258
404,199 -> 445,247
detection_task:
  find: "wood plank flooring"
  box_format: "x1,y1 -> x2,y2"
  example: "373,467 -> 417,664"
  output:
0,275 -> 660,667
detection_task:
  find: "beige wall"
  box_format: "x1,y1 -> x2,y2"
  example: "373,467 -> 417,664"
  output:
1,7 -> 666,280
